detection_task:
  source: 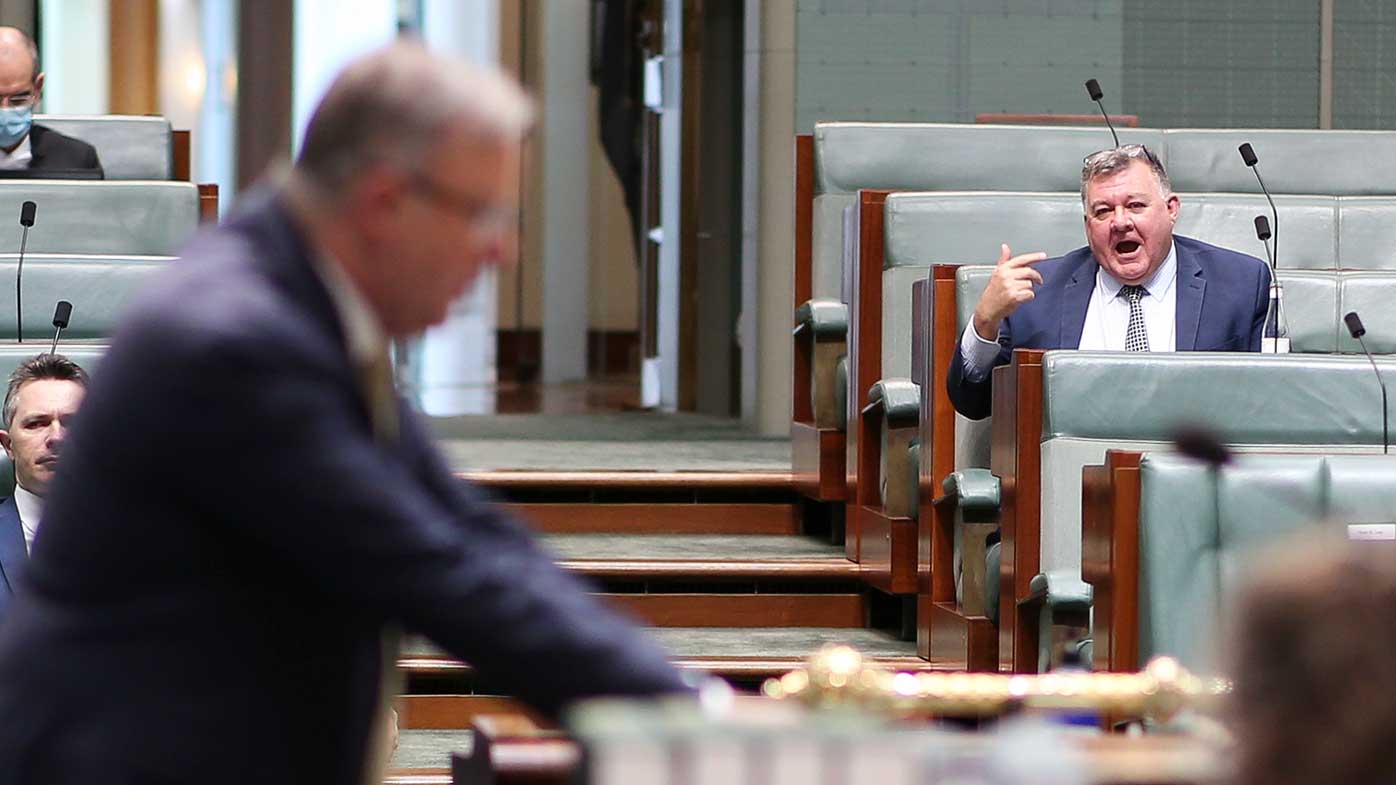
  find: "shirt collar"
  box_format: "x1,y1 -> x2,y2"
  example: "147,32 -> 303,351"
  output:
307,252 -> 388,367
0,135 -> 33,171
13,482 -> 41,553
1096,240 -> 1178,301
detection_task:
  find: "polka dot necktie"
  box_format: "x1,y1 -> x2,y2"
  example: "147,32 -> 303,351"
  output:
1122,284 -> 1150,352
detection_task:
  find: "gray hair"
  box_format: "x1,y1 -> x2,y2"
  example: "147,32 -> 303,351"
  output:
295,39 -> 533,198
1080,144 -> 1172,207
2,354 -> 87,429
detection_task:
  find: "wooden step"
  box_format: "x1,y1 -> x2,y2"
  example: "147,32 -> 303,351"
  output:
603,593 -> 867,627
462,470 -> 794,492
513,502 -> 800,535
398,628 -> 933,681
399,694 -> 541,730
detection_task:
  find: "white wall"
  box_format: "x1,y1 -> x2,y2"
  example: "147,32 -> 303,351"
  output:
38,0 -> 108,114
291,0 -> 397,155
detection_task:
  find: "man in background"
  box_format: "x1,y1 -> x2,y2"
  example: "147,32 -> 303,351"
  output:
0,27 -> 102,176
0,354 -> 85,616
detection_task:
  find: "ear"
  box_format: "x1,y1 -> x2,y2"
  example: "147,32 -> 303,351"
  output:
0,430 -> 13,459
1165,193 -> 1180,224
32,71 -> 43,98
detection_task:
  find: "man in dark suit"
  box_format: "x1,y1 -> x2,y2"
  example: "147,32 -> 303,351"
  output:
0,354 -> 86,616
948,144 -> 1270,420
0,43 -> 687,784
0,27 -> 102,177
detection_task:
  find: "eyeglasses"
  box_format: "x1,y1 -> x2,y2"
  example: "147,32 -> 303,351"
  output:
0,89 -> 37,109
405,172 -> 516,235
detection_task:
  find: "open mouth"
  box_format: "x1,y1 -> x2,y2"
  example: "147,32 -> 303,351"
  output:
1114,240 -> 1141,255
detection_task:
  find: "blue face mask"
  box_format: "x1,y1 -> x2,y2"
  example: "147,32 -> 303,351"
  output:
0,106 -> 31,148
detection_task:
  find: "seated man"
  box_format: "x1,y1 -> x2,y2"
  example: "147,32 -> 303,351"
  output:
0,27 -> 102,176
0,354 -> 86,614
948,145 -> 1270,420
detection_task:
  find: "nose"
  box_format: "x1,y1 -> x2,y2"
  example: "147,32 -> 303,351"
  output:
45,421 -> 66,448
1109,205 -> 1132,229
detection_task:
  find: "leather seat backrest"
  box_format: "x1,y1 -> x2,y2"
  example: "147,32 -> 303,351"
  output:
0,182 -> 197,255
0,256 -> 171,340
35,115 -> 173,180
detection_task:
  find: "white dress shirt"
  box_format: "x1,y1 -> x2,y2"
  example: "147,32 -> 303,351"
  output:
308,252 -> 388,367
959,241 -> 1179,382
13,483 -> 42,555
0,135 -> 33,171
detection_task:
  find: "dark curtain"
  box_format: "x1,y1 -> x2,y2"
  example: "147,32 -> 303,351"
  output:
591,0 -> 646,262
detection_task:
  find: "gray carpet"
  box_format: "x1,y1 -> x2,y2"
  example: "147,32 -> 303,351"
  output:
392,729 -> 472,769
427,412 -> 790,472
540,533 -> 843,561
403,627 -> 913,661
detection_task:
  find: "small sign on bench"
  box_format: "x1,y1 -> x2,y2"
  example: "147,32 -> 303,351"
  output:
1347,523 -> 1396,541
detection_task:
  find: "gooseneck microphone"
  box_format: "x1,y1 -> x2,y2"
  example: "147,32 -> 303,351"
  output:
49,300 -> 71,355
1345,311 -> 1389,455
1238,143 -> 1278,270
15,200 -> 34,343
1253,215 -> 1286,351
1084,78 -> 1120,147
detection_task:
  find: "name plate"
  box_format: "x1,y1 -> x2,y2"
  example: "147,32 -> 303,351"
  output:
1347,523 -> 1396,541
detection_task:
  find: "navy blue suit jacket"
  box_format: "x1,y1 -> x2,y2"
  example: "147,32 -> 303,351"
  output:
0,191 -> 687,784
948,235 -> 1271,420
0,497 -> 23,616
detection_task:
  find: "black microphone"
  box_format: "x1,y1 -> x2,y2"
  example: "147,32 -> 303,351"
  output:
1172,425 -> 1233,467
1237,143 -> 1278,272
1083,78 -> 1120,147
15,200 -> 34,343
48,300 -> 70,355
1252,214 -> 1285,350
1345,311 -> 1389,455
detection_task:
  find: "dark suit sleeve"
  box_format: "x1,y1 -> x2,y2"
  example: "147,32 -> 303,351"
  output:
1247,261 -> 1271,351
164,335 -> 688,718
946,322 -> 1012,421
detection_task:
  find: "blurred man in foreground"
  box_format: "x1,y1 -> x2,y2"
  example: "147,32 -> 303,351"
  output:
0,42 -> 686,784
0,354 -> 85,614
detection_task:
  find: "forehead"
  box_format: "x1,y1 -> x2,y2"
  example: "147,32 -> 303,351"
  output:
11,379 -> 83,415
0,49 -> 33,92
1086,160 -> 1162,202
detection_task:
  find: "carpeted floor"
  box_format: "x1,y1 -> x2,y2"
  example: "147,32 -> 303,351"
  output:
403,627 -> 913,661
541,534 -> 841,561
427,411 -> 790,472
392,729 -> 472,769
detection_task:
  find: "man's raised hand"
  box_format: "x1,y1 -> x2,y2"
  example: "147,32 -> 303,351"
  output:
971,244 -> 1047,341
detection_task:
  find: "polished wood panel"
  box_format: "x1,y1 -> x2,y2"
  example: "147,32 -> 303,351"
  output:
791,420 -> 845,501
510,503 -> 800,534
926,602 -> 996,670
463,470 -> 794,491
398,654 -> 938,680
557,557 -> 859,580
845,189 -> 892,562
857,505 -> 916,594
108,0 -> 158,115
792,133 -> 815,424
398,695 -> 544,730
198,183 -> 219,223
992,349 -> 1046,672
172,130 -> 191,181
603,592 -> 867,627
1082,450 -> 1144,673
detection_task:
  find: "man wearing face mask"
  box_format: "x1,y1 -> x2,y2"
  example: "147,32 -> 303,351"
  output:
0,28 -> 101,177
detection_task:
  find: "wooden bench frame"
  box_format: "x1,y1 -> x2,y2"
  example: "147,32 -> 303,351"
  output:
1081,449 -> 1145,673
918,264 -> 998,669
790,133 -> 846,501
172,128 -> 219,222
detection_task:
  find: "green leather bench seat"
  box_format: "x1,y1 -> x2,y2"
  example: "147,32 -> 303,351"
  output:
885,191 -> 1396,270
36,115 -> 173,180
0,182 -> 198,255
815,123 -> 1396,197
1163,129 -> 1396,196
0,256 -> 172,340
1135,452 -> 1396,671
1038,352 -> 1396,592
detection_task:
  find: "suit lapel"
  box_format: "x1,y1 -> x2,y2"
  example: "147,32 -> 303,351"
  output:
25,125 -> 46,169
1060,253 -> 1096,349
1175,243 -> 1206,350
0,497 -> 26,593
